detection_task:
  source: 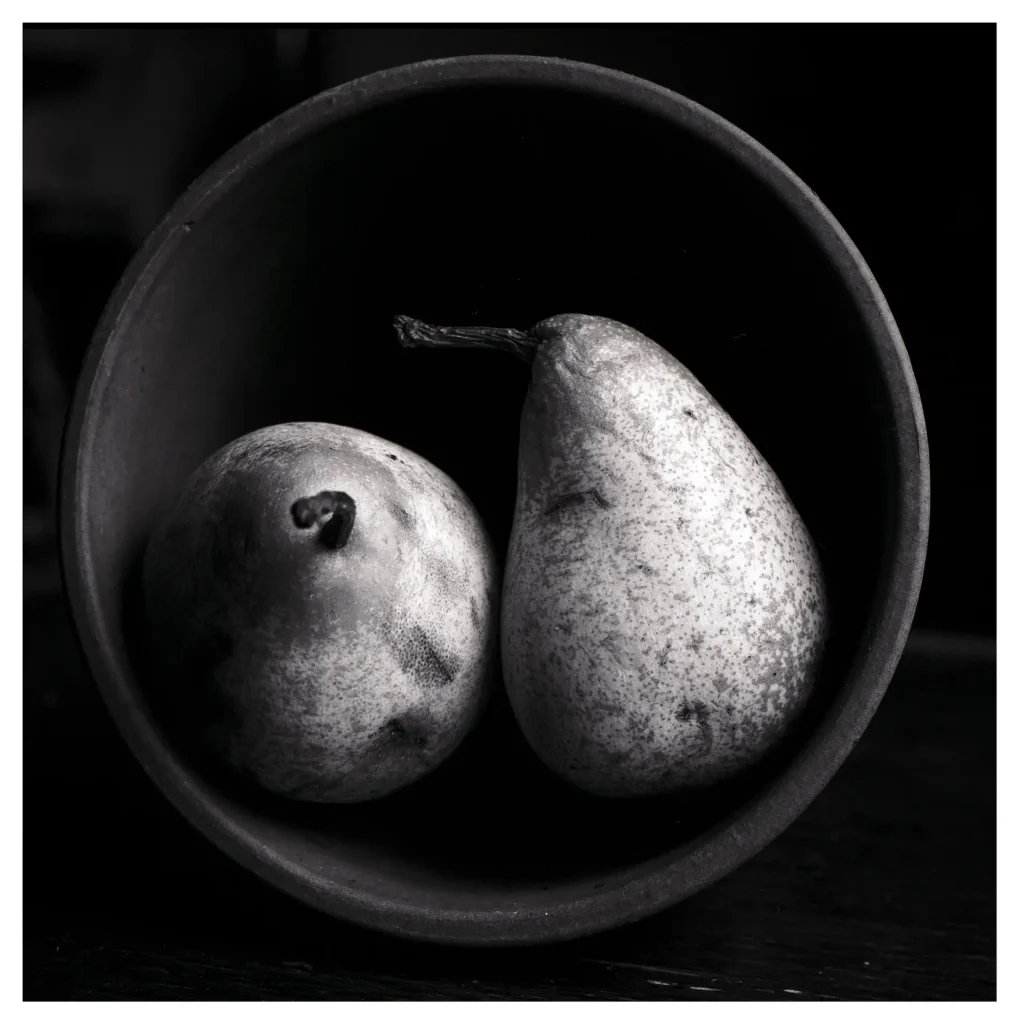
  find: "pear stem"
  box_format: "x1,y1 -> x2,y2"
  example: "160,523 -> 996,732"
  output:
291,491 -> 357,550
393,314 -> 541,364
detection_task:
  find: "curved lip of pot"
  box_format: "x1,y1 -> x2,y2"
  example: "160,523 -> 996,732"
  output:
59,54 -> 930,947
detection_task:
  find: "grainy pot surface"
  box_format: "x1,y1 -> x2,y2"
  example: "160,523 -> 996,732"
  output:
60,54 -> 929,946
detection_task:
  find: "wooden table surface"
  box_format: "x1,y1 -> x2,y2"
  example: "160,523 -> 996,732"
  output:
23,593 -> 995,1000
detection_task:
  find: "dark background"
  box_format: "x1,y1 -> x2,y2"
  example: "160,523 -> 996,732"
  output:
24,25 -> 995,1000
24,23 -> 996,636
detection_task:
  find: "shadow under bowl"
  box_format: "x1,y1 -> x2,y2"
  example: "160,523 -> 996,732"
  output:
59,55 -> 929,946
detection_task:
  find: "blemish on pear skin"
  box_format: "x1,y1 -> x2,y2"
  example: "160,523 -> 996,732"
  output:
392,624 -> 459,687
674,700 -> 713,753
383,715 -> 430,750
544,489 -> 613,515
389,502 -> 414,529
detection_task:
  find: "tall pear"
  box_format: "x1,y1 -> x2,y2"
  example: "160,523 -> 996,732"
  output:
395,313 -> 829,798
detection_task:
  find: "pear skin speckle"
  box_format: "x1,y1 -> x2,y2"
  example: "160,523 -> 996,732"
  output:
502,315 -> 829,798
142,422 -> 499,803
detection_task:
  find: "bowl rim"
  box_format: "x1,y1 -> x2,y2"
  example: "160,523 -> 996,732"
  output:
58,53 -> 930,947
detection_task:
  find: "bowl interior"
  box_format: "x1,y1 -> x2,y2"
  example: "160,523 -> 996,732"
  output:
72,78 -> 901,922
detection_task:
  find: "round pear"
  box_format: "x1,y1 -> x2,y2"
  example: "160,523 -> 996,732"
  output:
142,421 -> 498,803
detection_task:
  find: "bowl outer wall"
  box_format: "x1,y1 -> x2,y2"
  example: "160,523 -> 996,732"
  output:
58,54 -> 930,946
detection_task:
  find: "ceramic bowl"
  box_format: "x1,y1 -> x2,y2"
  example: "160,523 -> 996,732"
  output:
59,55 -> 929,946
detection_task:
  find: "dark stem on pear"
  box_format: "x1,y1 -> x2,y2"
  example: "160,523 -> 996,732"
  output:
393,314 -> 541,365
290,491 -> 357,549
